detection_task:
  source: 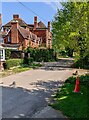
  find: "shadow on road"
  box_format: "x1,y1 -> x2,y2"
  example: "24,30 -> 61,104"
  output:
2,80 -> 64,118
36,58 -> 74,71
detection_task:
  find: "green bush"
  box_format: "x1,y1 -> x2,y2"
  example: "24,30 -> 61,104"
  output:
26,47 -> 57,62
22,51 -> 34,66
29,57 -> 34,63
73,54 -> 89,69
65,74 -> 89,85
4,59 -> 22,69
5,49 -> 11,60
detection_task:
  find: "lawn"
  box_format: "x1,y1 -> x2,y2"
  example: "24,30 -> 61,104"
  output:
0,67 -> 31,78
0,63 -> 42,78
50,75 -> 89,120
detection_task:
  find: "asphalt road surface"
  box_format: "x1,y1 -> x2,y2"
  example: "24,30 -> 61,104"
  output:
1,59 -> 74,118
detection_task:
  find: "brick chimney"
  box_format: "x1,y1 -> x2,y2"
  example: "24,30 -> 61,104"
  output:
13,14 -> 19,19
0,14 -> 2,30
34,16 -> 38,30
48,21 -> 51,32
11,20 -> 19,43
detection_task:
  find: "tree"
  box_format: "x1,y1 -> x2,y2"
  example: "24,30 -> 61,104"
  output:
52,2 -> 89,60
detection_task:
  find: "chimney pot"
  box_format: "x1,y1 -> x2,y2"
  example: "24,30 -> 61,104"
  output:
34,16 -> 37,22
48,21 -> 51,32
13,14 -> 19,19
34,16 -> 38,29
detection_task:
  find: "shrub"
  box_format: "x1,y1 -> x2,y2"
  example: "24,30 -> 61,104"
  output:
22,57 -> 33,66
26,47 -> 57,62
4,59 -> 21,69
5,49 -> 11,60
72,53 -> 89,69
73,58 -> 89,69
65,74 -> 89,85
29,57 -> 34,63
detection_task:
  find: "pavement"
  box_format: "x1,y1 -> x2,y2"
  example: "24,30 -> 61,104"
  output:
0,68 -> 73,119
0,59 -> 76,119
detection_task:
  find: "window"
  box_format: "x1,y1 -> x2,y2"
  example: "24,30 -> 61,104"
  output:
0,37 -> 4,43
8,36 -> 11,43
0,50 -> 3,59
34,39 -> 36,45
48,39 -> 50,45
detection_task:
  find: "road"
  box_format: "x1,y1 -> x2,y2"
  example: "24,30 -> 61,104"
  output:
1,59 -> 74,118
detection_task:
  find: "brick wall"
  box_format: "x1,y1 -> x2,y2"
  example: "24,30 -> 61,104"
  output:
33,29 -> 52,48
24,39 -> 30,49
30,40 -> 39,48
11,21 -> 19,44
18,31 -> 24,50
46,30 -> 52,49
33,29 -> 46,46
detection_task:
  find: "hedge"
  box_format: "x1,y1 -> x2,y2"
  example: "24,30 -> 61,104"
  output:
26,47 -> 57,62
3,59 -> 22,69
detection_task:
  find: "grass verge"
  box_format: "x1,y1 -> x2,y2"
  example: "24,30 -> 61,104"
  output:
0,67 -> 31,78
50,75 -> 89,120
0,63 -> 42,78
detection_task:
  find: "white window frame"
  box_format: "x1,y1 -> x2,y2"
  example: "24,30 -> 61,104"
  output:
0,48 -> 5,61
8,36 -> 11,43
0,50 -> 3,59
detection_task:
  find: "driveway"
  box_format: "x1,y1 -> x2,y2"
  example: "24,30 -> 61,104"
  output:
1,61 -> 74,118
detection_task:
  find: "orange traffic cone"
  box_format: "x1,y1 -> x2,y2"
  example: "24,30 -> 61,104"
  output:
74,76 -> 80,92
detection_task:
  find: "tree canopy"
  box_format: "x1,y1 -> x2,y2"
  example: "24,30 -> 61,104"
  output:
52,2 -> 89,60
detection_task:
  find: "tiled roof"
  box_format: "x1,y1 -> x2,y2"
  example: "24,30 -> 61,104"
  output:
18,26 -> 30,39
18,26 -> 38,40
28,24 -> 34,28
3,18 -> 47,30
3,18 -> 27,27
28,21 -> 47,29
38,21 -> 46,28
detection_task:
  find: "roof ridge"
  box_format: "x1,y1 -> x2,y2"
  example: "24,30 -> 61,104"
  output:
3,18 -> 27,27
38,21 -> 46,28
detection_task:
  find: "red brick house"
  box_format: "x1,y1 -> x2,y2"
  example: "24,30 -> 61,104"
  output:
2,14 -> 52,50
29,16 -> 52,48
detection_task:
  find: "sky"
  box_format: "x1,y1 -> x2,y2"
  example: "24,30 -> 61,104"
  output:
1,1 -> 62,27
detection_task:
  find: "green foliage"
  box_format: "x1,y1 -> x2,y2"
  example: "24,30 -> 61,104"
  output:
26,47 -> 57,62
22,57 -> 34,67
50,74 -> 88,119
5,49 -> 11,60
65,74 -> 89,85
4,59 -> 21,69
73,54 -> 89,69
13,67 -> 31,73
52,2 -> 89,66
0,67 -> 31,78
